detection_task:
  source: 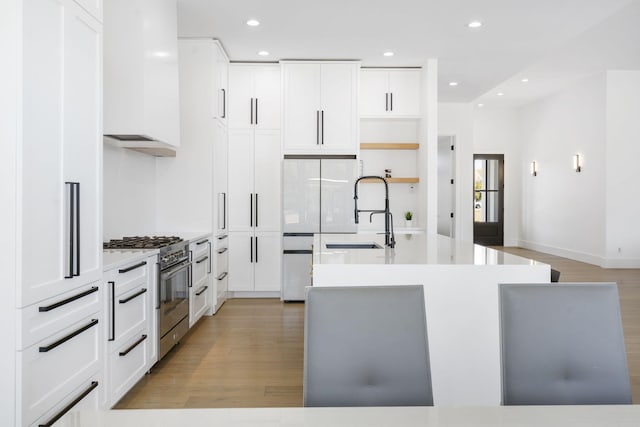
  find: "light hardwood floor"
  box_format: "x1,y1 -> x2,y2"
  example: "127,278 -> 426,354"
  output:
116,248 -> 640,408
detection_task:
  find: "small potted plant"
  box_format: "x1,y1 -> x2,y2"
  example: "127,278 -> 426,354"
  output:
405,211 -> 413,228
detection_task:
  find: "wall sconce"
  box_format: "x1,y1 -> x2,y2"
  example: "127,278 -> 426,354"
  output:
573,154 -> 582,172
530,161 -> 537,176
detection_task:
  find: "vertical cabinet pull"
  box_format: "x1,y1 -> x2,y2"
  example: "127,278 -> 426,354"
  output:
390,93 -> 393,111
64,182 -> 80,278
109,281 -> 115,341
207,241 -> 212,274
254,193 -> 259,228
250,98 -> 254,124
249,194 -> 253,227
255,236 -> 259,263
218,192 -> 226,230
316,110 -> 320,145
385,93 -> 389,111
38,380 -> 98,427
155,263 -> 161,310
321,110 -> 324,145
221,88 -> 226,118
255,98 -> 258,125
250,236 -> 253,263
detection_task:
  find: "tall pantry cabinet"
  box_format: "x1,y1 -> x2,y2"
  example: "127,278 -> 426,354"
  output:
3,0 -> 104,425
227,64 -> 282,295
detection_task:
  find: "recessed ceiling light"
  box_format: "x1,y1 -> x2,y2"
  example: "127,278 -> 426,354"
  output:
521,78 -> 529,83
497,92 -> 504,96
383,51 -> 394,57
468,21 -> 483,28
449,81 -> 459,87
258,51 -> 269,56
246,19 -> 260,26
477,103 -> 484,107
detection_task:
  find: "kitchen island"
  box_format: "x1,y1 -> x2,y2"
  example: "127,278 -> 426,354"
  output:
312,233 -> 550,406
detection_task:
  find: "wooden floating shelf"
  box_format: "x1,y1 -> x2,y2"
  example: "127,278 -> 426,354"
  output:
360,143 -> 419,150
360,177 -> 419,184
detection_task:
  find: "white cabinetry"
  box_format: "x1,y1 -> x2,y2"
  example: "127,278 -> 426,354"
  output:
214,235 -> 229,308
5,1 -> 104,424
228,232 -> 281,293
282,62 -> 359,154
360,69 -> 421,117
229,64 -> 281,130
103,254 -> 156,408
189,237 -> 213,327
104,0 -> 180,147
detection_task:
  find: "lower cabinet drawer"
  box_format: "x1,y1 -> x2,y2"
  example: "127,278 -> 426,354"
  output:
193,252 -> 210,284
19,314 -> 101,426
108,284 -> 148,347
108,331 -> 149,407
31,373 -> 101,427
189,283 -> 209,327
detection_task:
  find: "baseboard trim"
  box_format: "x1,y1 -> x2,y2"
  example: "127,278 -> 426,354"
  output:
518,240 -> 603,267
227,291 -> 280,299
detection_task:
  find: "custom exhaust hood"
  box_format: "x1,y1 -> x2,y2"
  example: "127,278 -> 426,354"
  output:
103,0 -> 180,157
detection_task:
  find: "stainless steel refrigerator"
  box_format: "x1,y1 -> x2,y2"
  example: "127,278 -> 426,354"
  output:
282,156 -> 358,300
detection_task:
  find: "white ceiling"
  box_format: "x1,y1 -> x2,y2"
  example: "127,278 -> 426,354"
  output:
177,0 -> 640,104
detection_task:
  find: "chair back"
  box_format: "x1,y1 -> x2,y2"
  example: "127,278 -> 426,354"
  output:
500,282 -> 631,405
304,285 -> 433,407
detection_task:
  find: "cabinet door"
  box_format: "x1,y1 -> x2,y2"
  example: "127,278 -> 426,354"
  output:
282,63 -> 321,153
254,232 -> 281,292
388,70 -> 421,116
228,65 -> 254,129
254,65 -> 281,130
214,42 -> 228,124
227,232 -> 254,291
227,129 -> 255,231
320,63 -> 357,154
254,130 -> 281,232
20,0 -> 102,307
213,121 -> 228,234
359,69 -> 388,116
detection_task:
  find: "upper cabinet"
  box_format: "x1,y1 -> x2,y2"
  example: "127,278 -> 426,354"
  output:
229,64 -> 281,130
213,42 -> 229,125
103,0 -> 181,148
360,69 -> 421,118
282,62 -> 359,154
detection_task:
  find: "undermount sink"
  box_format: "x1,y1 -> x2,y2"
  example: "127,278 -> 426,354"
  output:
326,242 -> 383,249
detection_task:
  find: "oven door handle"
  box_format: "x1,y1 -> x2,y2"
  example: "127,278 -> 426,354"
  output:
161,261 -> 192,281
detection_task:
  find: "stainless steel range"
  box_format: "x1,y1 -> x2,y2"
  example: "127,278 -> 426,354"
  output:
104,236 -> 192,360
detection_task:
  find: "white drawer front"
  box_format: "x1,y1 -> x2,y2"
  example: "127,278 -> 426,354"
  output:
31,372 -> 102,427
216,246 -> 228,273
18,282 -> 101,350
108,284 -> 148,347
112,259 -> 148,294
191,238 -> 211,260
109,331 -> 149,407
19,313 -> 101,426
192,252 -> 210,285
190,284 -> 209,327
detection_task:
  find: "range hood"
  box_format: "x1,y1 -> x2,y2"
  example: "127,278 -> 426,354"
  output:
103,0 -> 180,157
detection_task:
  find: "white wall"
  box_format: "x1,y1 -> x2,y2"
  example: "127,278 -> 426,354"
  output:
103,144 -> 158,239
438,103 -> 474,242
605,70 -> 640,267
519,73 -> 607,264
473,107 -> 522,247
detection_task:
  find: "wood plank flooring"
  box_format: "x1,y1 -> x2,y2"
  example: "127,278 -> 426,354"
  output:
116,248 -> 640,408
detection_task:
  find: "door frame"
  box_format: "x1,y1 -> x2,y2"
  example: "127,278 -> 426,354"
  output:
473,154 -> 504,246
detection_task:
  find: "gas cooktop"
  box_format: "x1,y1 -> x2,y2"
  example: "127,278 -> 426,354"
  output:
103,236 -> 183,250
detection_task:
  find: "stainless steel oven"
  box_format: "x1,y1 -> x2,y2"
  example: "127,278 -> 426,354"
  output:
157,241 -> 191,360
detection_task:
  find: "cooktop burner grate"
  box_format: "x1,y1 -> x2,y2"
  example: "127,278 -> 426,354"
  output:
103,236 -> 183,249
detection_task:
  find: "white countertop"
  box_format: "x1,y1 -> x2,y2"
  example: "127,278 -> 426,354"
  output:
59,405 -> 640,427
156,231 -> 213,243
103,249 -> 159,271
313,233 -> 546,266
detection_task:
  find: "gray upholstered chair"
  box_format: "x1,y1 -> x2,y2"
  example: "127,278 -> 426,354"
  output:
304,285 -> 433,407
499,282 -> 632,405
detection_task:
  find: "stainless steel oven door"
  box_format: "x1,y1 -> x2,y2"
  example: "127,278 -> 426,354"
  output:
159,260 -> 191,338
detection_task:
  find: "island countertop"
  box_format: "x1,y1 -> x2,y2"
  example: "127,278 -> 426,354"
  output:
313,233 -> 546,266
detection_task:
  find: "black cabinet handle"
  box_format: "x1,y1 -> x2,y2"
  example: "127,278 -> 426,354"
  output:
118,261 -> 147,274
390,93 -> 393,111
155,263 -> 161,310
255,98 -> 258,125
216,272 -> 228,281
196,256 -> 209,264
64,182 -> 80,278
321,110 -> 324,145
39,319 -> 98,353
283,249 -> 313,254
109,281 -> 115,341
250,193 -> 253,227
207,241 -> 212,274
217,234 -> 228,240
221,88 -> 226,118
119,288 -> 147,304
196,286 -> 208,296
255,236 -> 259,263
250,236 -> 253,263
119,334 -> 147,357
316,110 -> 320,145
196,239 -> 208,246
385,93 -> 389,111
38,381 -> 98,427
255,193 -> 259,228
38,286 -> 98,312
250,98 -> 254,124
217,247 -> 228,254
